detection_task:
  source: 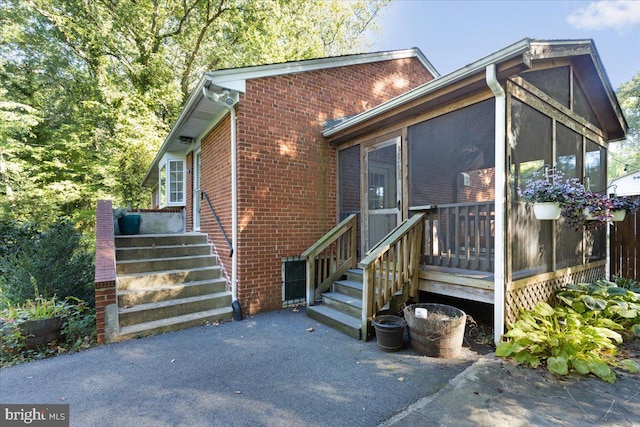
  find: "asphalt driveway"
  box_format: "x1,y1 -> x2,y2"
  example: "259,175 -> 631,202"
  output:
0,308 -> 477,427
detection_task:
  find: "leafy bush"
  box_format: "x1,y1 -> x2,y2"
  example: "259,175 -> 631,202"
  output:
0,218 -> 95,307
497,280 -> 640,383
556,279 -> 640,335
612,276 -> 640,292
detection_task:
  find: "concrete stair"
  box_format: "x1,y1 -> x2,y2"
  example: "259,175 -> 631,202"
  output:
112,233 -> 233,341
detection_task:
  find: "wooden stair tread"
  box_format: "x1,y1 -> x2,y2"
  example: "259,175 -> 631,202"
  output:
307,305 -> 360,330
322,292 -> 362,309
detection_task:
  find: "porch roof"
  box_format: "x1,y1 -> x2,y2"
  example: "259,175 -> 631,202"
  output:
141,48 -> 437,188
323,38 -> 627,144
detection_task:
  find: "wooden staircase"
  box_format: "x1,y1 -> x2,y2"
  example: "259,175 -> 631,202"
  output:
307,269 -> 364,339
304,213 -> 424,341
111,233 -> 233,341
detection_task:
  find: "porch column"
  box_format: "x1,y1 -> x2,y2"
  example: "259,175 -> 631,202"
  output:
486,64 -> 507,345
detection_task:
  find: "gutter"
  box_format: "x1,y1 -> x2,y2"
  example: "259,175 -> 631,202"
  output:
202,85 -> 240,310
486,63 -> 506,346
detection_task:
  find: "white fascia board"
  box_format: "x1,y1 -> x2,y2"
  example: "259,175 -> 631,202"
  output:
203,48 -> 438,83
323,39 -> 533,138
142,75 -> 208,187
142,77 -> 242,187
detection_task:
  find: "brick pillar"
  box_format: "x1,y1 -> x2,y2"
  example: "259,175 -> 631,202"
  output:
95,200 -> 116,344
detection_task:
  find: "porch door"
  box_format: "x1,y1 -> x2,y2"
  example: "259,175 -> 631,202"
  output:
193,149 -> 202,231
364,137 -> 402,252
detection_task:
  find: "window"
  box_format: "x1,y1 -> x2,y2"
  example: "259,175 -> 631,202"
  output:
282,257 -> 306,307
159,154 -> 186,208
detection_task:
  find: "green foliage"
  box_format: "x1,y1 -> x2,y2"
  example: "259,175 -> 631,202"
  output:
0,0 -> 389,231
497,279 -> 640,382
2,297 -> 68,321
0,218 -> 95,307
495,302 -> 624,383
613,276 -> 640,292
610,70 -> 640,179
0,296 -> 96,367
556,280 -> 640,332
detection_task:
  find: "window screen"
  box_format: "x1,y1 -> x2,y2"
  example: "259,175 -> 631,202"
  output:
510,98 -> 553,275
408,99 -> 495,207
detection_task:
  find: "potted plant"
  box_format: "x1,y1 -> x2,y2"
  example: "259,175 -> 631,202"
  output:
561,190 -> 613,230
1,297 -> 67,350
518,171 -> 579,220
114,207 -> 141,235
608,196 -> 638,221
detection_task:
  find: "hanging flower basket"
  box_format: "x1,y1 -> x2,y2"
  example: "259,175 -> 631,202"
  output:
611,210 -> 626,222
583,208 -> 600,221
533,202 -> 562,220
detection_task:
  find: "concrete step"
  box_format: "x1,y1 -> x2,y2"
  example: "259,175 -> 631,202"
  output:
115,233 -> 208,248
307,305 -> 361,340
333,280 -> 363,299
116,306 -> 234,341
116,244 -> 211,261
117,266 -> 223,290
116,254 -> 217,275
118,278 -> 228,307
322,292 -> 362,318
119,292 -> 232,327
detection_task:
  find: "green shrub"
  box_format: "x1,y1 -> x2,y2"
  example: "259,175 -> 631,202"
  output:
497,279 -> 640,383
556,279 -> 640,335
0,218 -> 95,307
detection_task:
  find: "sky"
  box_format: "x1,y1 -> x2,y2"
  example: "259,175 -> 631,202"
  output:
369,0 -> 640,89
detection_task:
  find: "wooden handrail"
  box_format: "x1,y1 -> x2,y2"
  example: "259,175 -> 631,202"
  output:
360,213 -> 424,339
303,214 -> 358,305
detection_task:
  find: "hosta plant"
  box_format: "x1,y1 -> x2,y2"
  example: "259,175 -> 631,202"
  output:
556,280 -> 640,335
496,301 -> 638,383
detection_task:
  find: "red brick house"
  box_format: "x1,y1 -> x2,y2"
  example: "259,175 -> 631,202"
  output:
96,39 -> 626,344
140,49 -> 437,314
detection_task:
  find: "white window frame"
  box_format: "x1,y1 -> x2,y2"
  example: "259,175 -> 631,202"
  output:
158,153 -> 186,208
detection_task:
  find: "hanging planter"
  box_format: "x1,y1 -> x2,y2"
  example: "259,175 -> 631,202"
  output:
583,208 -> 600,221
609,196 -> 637,222
533,202 -> 562,220
611,210 -> 626,222
518,169 -> 577,221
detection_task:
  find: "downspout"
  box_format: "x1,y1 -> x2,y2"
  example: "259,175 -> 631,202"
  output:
486,64 -> 506,345
202,87 -> 240,315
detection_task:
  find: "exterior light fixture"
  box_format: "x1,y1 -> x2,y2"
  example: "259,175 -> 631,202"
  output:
178,135 -> 193,144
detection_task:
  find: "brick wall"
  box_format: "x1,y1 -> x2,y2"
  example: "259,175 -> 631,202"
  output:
198,57 -> 434,314
94,200 -> 116,344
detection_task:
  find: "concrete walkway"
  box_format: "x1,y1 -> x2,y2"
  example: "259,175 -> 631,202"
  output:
1,308 -> 475,427
382,348 -> 640,426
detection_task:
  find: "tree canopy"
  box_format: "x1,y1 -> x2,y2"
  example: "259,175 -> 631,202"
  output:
610,70 -> 640,180
0,0 -> 388,230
